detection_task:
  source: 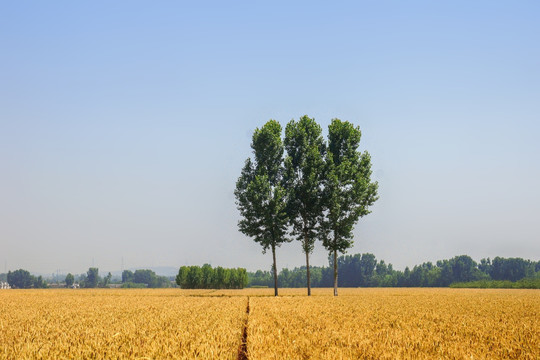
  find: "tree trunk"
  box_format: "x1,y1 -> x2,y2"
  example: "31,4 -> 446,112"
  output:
333,249 -> 338,296
306,249 -> 311,296
272,245 -> 278,297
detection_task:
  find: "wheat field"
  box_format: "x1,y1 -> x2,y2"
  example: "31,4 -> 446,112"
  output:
247,289 -> 539,359
0,289 -> 246,359
0,288 -> 538,359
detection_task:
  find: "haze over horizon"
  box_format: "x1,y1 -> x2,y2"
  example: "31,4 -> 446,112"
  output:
1,1 -> 539,275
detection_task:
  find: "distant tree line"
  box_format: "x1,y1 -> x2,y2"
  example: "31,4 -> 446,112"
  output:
248,254 -> 540,288
6,269 -> 47,289
77,268 -> 113,288
121,269 -> 171,288
450,278 -> 540,289
176,264 -> 248,289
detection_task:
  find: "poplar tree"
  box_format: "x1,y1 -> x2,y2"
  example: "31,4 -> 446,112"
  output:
65,273 -> 74,287
235,120 -> 290,296
321,119 -> 378,296
284,115 -> 325,296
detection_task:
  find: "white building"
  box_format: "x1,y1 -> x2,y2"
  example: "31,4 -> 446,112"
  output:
0,281 -> 11,289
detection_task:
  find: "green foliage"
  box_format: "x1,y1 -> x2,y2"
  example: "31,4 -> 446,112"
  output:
7,269 -> 36,289
176,266 -> 190,288
434,255 -> 488,286
120,269 -> 170,288
65,273 -> 74,287
121,282 -> 147,288
33,275 -> 48,289
175,265 -> 248,289
235,117 -> 380,295
248,266 -> 331,288
6,269 -> 48,289
133,269 -> 155,286
320,119 -> 379,254
316,119 -> 379,295
77,273 -> 87,285
248,270 -> 274,287
201,263 -> 214,288
100,272 -> 112,288
489,257 -> 536,281
284,115 -> 326,294
122,270 -> 134,283
247,253 -> 539,288
450,278 -> 540,289
235,120 -> 291,295
235,121 -> 290,253
213,266 -> 227,288
85,267 -> 99,288
284,115 -> 326,254
155,276 -> 171,288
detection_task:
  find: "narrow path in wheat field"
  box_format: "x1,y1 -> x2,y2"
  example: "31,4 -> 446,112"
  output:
237,296 -> 250,360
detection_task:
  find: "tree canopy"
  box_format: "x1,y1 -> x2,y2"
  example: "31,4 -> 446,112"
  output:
65,273 -> 74,287
7,269 -> 48,289
284,115 -> 326,296
176,265 -> 248,289
121,269 -> 170,288
319,119 -> 378,295
235,120 -> 290,296
236,116 -> 378,296
85,267 -> 99,288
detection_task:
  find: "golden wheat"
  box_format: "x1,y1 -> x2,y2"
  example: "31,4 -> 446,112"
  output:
1,288 -> 538,359
248,288 -> 539,359
0,289 -> 245,359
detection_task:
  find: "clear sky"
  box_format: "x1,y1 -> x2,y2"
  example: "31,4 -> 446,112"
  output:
1,1 -> 539,275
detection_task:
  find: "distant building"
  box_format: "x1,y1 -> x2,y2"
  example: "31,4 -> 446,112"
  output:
0,281 -> 11,289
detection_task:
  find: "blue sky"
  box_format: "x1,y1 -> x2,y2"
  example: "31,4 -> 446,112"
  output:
1,1 -> 539,274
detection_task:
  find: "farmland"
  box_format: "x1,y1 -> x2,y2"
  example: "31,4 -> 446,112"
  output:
0,289 -> 538,359
0,289 -> 246,359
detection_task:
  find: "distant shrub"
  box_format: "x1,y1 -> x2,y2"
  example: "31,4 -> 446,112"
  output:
121,282 -> 147,288
450,278 -> 540,289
